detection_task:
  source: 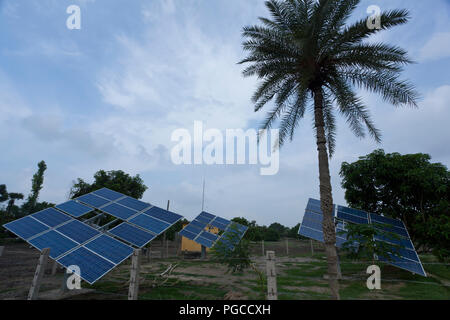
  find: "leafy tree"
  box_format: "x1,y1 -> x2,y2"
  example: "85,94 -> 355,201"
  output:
340,149 -> 449,260
269,222 -> 288,237
70,170 -> 148,199
6,193 -> 24,216
0,185 -> 8,203
22,161 -> 47,214
239,0 -> 418,299
287,223 -> 301,239
211,224 -> 251,273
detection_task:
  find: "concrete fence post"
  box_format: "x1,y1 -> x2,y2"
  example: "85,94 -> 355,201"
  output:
128,249 -> 142,300
310,240 -> 314,256
262,240 -> 265,256
0,246 -> 4,257
266,251 -> 277,300
28,248 -> 50,300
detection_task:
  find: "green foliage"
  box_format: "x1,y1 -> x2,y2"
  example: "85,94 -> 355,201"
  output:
339,223 -> 403,263
340,149 -> 450,260
239,0 -> 418,152
211,225 -> 251,273
70,170 -> 148,199
0,185 -> 8,203
22,161 -> 47,214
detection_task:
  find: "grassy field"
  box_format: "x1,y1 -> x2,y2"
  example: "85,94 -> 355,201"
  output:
79,253 -> 449,300
1,242 -> 449,300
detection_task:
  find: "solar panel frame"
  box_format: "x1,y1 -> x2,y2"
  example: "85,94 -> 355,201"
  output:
108,223 -> 156,248
56,200 -> 94,218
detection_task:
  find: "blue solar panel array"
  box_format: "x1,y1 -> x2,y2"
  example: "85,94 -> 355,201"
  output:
179,212 -> 248,249
298,198 -> 426,277
2,188 -> 185,285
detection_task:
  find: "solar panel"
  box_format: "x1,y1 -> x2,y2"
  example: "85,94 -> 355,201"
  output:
183,224 -> 203,235
29,230 -> 78,259
56,220 -> 101,244
191,220 -> 207,230
196,236 -> 214,248
92,188 -> 125,201
31,208 -> 72,228
77,193 -> 111,208
179,228 -> 197,241
84,235 -> 134,265
3,216 -> 49,240
101,203 -> 137,220
129,214 -> 170,234
56,200 -> 94,218
199,231 -> 219,242
143,206 -> 183,224
109,223 -> 155,248
299,198 -> 427,277
57,247 -> 115,284
117,197 -> 151,212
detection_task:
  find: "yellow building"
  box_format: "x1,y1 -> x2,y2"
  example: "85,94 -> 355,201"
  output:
181,224 -> 220,252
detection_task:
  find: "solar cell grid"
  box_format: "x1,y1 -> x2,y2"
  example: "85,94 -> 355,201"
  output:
92,188 -> 125,201
117,197 -> 151,212
3,216 -> 49,240
191,220 -> 207,230
143,206 -> 183,224
32,208 -> 72,228
29,230 -> 78,259
337,206 -> 368,219
56,220 -> 100,244
196,236 -> 214,248
210,220 -> 229,230
109,223 -> 155,248
199,231 -> 219,242
56,200 -> 94,218
337,211 -> 369,225
179,229 -> 197,241
57,247 -> 115,284
101,203 -> 137,220
77,193 -> 111,208
370,213 -> 405,229
85,235 -> 134,265
129,214 -> 170,235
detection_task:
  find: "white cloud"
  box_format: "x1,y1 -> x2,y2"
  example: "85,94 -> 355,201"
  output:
419,32 -> 450,61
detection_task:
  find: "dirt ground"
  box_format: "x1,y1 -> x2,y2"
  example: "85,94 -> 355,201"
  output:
0,240 -> 323,300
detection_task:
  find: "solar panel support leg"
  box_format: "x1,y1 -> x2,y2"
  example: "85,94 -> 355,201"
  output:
51,259 -> 58,276
128,249 -> 141,300
28,248 -> 50,300
262,240 -> 265,256
286,239 -> 289,256
266,251 -> 277,300
61,269 -> 69,293
201,245 -> 207,260
310,240 -> 314,256
0,246 -> 4,257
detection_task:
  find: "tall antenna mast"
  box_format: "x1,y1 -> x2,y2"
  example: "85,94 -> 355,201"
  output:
201,177 -> 206,212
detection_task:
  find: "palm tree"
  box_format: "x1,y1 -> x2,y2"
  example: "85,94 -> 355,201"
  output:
239,0 -> 419,299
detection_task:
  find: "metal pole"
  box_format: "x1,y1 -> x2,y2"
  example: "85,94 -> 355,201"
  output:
51,259 -> 58,276
262,240 -> 265,256
310,239 -> 314,256
0,246 -> 4,257
28,248 -> 50,300
61,269 -> 69,293
286,239 -> 289,256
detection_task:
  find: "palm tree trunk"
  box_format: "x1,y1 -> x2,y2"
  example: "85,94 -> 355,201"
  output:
313,88 -> 340,300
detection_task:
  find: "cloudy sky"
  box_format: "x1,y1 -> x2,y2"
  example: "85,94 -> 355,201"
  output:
0,0 -> 449,227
